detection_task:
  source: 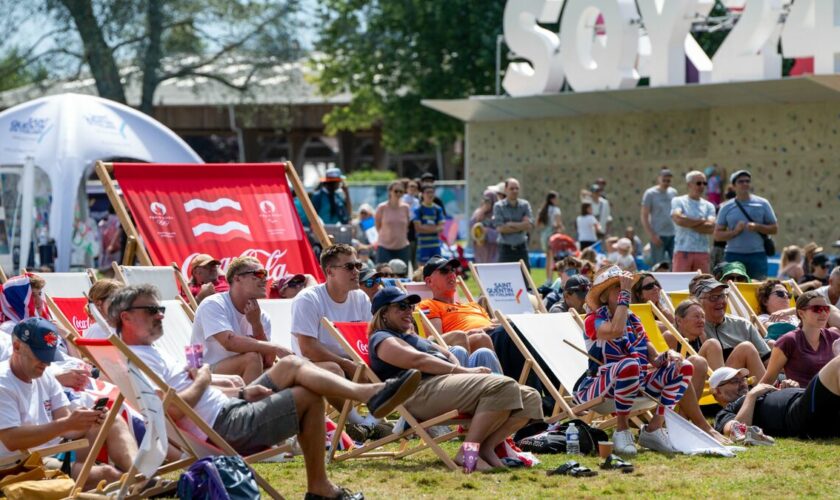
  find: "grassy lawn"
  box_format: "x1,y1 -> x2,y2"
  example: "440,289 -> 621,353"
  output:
252,438 -> 840,498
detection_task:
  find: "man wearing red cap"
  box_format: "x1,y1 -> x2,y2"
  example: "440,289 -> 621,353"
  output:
187,254 -> 229,305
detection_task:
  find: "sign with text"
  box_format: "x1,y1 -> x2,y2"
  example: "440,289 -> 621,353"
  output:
474,263 -> 534,314
113,163 -> 324,282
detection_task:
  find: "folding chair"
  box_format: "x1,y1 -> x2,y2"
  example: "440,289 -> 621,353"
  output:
469,260 -> 546,314
651,271 -> 699,293
495,311 -> 655,428
321,319 -> 467,470
77,335 -> 285,499
38,271 -> 95,298
257,298 -> 294,350
112,263 -> 198,309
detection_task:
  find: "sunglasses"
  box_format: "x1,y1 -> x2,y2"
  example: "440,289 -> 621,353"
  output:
331,262 -> 364,271
641,281 -> 661,291
693,181 -> 708,186
735,178 -> 751,184
362,278 -> 382,288
127,305 -> 166,315
392,189 -> 405,194
803,305 -> 831,314
393,301 -> 416,311
771,290 -> 790,299
285,280 -> 305,289
238,269 -> 268,280
703,292 -> 729,303
436,266 -> 457,275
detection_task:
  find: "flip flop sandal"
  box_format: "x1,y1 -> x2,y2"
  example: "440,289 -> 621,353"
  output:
501,457 -> 525,468
600,454 -> 634,474
547,460 -> 598,477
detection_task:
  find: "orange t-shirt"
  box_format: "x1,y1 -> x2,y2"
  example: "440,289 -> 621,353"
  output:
418,298 -> 492,332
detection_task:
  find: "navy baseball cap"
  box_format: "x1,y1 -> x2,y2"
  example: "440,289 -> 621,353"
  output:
12,318 -> 61,363
370,288 -> 421,315
422,256 -> 461,278
563,275 -> 591,297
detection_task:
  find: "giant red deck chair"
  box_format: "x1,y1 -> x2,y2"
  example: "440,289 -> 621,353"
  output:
95,161 -> 329,287
321,319 -> 468,470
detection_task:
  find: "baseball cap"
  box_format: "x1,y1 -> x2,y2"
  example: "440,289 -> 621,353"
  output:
274,273 -> 305,289
659,168 -> 673,177
420,172 -> 436,181
730,169 -> 751,185
422,256 -> 461,278
709,367 -> 749,389
321,167 -> 345,182
189,254 -> 221,275
689,277 -> 728,297
590,183 -> 603,193
13,318 -> 62,363
359,268 -> 382,283
563,275 -> 591,297
370,288 -> 421,315
387,258 -> 408,277
812,253 -> 830,268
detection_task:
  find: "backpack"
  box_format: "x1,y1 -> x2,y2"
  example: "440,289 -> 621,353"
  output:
177,455 -> 259,500
516,419 -> 609,455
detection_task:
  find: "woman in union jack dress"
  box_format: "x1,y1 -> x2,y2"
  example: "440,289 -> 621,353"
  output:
573,266 -> 693,456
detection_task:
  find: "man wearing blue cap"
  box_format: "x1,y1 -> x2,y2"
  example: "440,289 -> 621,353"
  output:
713,170 -> 778,279
0,318 -> 136,489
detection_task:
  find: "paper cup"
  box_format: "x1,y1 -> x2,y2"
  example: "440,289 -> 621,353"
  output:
598,441 -> 613,459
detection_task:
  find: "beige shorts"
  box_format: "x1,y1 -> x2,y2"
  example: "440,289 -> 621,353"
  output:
404,374 -> 543,421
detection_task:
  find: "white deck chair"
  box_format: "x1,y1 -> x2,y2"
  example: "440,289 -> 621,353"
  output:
496,311 -> 654,427
257,298 -> 293,350
155,299 -> 196,363
39,271 -> 94,298
469,260 -> 546,314
651,271 -> 699,293
113,263 -> 198,309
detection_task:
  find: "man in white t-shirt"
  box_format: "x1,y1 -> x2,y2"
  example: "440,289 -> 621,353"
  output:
113,285 -> 420,500
291,244 -> 372,378
671,170 -> 716,273
817,267 -> 840,308
0,318 -> 137,490
192,256 -> 292,384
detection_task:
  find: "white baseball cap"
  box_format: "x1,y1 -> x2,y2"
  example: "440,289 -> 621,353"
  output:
709,367 -> 749,389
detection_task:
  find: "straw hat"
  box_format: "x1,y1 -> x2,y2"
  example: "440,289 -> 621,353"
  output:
803,242 -> 823,256
585,265 -> 627,311
471,222 -> 486,245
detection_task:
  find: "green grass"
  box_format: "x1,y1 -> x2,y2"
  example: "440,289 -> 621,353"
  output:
250,438 -> 840,498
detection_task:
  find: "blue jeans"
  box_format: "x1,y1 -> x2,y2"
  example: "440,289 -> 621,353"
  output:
650,235 -> 675,266
449,346 -> 503,375
724,251 -> 768,280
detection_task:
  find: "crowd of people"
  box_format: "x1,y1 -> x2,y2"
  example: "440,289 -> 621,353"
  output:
0,164 -> 839,498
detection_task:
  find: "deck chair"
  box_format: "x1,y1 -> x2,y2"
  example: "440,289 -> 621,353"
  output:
495,311 -> 655,428
38,271 -> 95,298
651,271 -> 699,293
257,298 -> 294,350
321,319 -> 467,470
112,263 -> 198,309
412,310 -> 452,348
77,335 -> 285,499
469,260 -> 546,314
154,299 -> 196,363
397,277 -> 474,303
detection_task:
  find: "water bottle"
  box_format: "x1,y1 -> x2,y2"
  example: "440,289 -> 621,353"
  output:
566,422 -> 580,455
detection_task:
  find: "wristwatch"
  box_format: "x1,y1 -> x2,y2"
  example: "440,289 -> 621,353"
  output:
238,388 -> 246,400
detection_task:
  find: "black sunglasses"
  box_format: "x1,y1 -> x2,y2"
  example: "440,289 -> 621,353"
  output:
362,278 -> 382,288
693,181 -> 708,186
332,262 -> 363,271
127,305 -> 166,315
641,281 -> 661,291
393,301 -> 416,311
772,290 -> 790,299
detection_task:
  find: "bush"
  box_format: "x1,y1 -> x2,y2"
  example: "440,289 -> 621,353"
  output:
346,169 -> 398,183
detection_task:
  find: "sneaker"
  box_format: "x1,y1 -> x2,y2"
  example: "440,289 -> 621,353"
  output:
638,426 -> 677,454
729,421 -> 747,443
345,423 -> 372,443
428,425 -> 453,439
745,426 -> 775,446
612,429 -> 637,457
368,421 -> 395,440
367,369 -> 421,418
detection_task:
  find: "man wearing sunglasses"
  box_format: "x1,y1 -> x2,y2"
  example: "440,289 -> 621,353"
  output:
268,273 -> 314,300
711,356 -> 840,440
192,257 -> 287,384
671,170 -> 716,273
547,275 -> 590,314
358,269 -> 383,302
187,254 -> 229,305
689,276 -> 770,378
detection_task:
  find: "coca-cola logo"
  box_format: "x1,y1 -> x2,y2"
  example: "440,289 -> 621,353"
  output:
72,315 -> 90,331
356,340 -> 369,355
182,248 -> 290,281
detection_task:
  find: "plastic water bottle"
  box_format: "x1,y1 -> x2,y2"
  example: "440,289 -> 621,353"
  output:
566,422 -> 580,455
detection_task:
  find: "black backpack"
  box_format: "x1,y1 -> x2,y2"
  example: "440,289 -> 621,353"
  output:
516,419 -> 609,455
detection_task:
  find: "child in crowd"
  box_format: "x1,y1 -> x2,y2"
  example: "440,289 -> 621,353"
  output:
612,238 -> 637,271
413,185 -> 444,265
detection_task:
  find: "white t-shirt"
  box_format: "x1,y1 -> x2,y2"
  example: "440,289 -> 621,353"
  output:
83,322 -> 112,340
576,214 -> 599,242
191,292 -> 272,366
290,284 -> 372,358
816,286 -> 840,308
131,345 -> 228,441
0,333 -> 11,362
0,361 -> 69,459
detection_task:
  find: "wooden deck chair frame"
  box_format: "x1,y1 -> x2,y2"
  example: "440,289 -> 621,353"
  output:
111,262 -> 199,310
468,259 -> 547,314
320,318 -> 465,470
412,310 -> 452,348
0,265 -> 7,283
77,334 -> 285,499
94,160 -> 332,268
495,310 -> 654,429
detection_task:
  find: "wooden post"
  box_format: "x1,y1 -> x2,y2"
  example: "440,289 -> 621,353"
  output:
94,162 -> 153,266
284,162 -> 331,249
520,259 -> 547,313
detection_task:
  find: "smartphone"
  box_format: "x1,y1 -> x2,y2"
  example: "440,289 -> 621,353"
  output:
93,397 -> 109,411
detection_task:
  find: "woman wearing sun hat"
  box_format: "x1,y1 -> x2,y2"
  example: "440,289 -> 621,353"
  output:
367,288 -> 542,472
574,265 -> 694,456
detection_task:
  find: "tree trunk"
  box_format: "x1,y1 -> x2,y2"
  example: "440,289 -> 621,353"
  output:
59,0 -> 127,103
140,0 -> 164,115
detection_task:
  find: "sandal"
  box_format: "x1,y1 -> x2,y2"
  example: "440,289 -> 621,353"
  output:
547,460 -> 598,477
600,454 -> 634,474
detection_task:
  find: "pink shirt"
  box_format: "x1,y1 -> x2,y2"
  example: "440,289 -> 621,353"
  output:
375,201 -> 410,250
775,328 -> 840,387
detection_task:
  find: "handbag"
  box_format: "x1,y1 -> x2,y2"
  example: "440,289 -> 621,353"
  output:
0,453 -> 74,500
733,200 -> 775,256
177,455 -> 259,500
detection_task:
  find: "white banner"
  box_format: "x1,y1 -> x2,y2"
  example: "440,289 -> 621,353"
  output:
476,263 -> 534,314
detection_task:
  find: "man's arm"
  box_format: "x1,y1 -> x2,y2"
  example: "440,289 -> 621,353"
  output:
640,203 -> 659,245
413,219 -> 441,234
296,334 -> 356,375
213,331 -> 287,357
0,407 -> 102,451
167,365 -> 212,421
714,221 -> 746,242
747,222 -> 778,235
730,384 -> 777,430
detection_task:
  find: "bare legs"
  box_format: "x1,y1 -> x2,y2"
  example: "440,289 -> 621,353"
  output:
292,386 -> 343,497
212,352 -> 263,384
264,356 -> 381,403
726,342 -> 766,380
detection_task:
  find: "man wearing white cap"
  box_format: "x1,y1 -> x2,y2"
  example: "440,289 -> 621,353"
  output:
710,356 -> 840,439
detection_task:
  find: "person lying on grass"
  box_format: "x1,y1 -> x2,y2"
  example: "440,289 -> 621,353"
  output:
368,288 -> 543,472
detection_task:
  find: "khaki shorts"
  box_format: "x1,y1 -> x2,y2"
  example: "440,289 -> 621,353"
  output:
404,374 -> 543,421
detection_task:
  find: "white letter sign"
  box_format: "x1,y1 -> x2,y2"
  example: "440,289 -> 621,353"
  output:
502,0 -> 566,96
781,0 -> 840,74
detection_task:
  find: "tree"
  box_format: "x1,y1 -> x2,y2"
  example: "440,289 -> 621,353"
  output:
0,0 -> 302,114
314,1 -> 506,154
